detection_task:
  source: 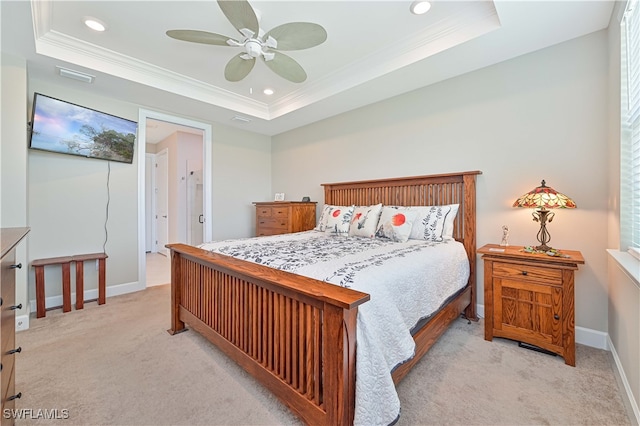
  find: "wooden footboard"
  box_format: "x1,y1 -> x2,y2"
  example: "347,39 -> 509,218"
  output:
167,243 -> 370,425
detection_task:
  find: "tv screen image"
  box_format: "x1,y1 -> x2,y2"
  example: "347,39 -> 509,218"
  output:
29,93 -> 138,164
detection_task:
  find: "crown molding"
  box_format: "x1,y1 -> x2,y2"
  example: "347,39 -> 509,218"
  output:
30,0 -> 498,123
269,2 -> 501,119
30,0 -> 270,119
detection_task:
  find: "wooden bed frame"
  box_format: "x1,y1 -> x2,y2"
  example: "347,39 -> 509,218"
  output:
167,170 -> 481,425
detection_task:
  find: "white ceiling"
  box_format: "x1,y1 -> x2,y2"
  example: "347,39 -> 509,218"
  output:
1,1 -> 614,139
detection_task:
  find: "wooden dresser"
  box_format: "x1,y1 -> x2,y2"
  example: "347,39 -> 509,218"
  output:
478,244 -> 584,366
1,227 -> 29,420
254,201 -> 317,236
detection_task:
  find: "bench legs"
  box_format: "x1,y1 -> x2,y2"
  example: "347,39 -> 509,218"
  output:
74,259 -> 106,310
34,265 -> 46,319
33,254 -> 107,318
75,261 -> 84,310
98,257 -> 106,305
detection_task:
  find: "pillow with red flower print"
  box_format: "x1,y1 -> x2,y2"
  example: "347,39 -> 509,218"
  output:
375,206 -> 419,243
349,204 -> 383,238
323,205 -> 355,236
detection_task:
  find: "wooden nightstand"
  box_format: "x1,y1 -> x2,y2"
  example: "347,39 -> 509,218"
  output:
478,244 -> 585,366
254,201 -> 317,236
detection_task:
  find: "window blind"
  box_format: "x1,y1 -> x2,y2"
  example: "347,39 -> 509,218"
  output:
622,0 -> 640,257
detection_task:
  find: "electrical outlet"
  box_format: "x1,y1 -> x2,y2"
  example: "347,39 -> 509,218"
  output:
15,319 -> 27,331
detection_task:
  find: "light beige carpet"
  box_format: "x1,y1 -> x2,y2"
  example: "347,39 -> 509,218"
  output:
14,285 -> 631,425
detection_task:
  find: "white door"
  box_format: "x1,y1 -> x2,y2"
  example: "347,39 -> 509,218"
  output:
144,153 -> 155,252
155,149 -> 169,256
187,168 -> 204,246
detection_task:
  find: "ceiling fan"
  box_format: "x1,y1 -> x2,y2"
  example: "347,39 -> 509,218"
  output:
166,0 -> 327,83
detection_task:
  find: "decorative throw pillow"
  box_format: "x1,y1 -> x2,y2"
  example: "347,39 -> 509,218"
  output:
405,204 -> 459,242
441,204 -> 459,241
314,204 -> 332,231
349,204 -> 383,238
324,205 -> 355,236
375,207 -> 418,243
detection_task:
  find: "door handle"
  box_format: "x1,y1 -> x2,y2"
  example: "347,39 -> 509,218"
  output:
162,215 -> 167,218
199,214 -> 204,224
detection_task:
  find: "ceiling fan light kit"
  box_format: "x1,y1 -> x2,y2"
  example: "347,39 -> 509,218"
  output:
166,0 -> 327,83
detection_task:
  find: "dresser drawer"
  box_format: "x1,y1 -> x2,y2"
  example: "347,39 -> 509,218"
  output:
254,202 -> 316,237
257,206 -> 289,218
493,261 -> 563,284
271,207 -> 289,218
1,345 -> 15,408
256,207 -> 273,218
258,218 -> 288,230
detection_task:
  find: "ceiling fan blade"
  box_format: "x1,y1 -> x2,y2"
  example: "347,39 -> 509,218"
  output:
166,30 -> 232,46
264,52 -> 307,83
225,53 -> 256,82
217,0 -> 259,36
264,23 -> 327,51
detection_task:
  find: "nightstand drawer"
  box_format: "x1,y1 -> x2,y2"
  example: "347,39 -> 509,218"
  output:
493,261 -> 563,284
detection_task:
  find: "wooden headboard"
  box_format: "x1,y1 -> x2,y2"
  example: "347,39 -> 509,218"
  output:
322,170 -> 482,318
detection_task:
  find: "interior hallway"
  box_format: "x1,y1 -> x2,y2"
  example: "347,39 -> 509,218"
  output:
146,252 -> 170,287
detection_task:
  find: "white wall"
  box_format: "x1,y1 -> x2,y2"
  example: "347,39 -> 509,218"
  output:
210,123 -> 272,240
27,79 -> 140,299
25,78 -> 272,305
1,52 -> 30,328
607,3 -> 640,421
272,31 -> 610,334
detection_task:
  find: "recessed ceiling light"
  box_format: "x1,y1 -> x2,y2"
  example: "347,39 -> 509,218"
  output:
263,88 -> 274,96
410,1 -> 431,15
84,18 -> 106,32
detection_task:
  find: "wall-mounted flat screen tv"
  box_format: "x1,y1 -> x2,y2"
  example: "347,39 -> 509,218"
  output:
29,93 -> 138,164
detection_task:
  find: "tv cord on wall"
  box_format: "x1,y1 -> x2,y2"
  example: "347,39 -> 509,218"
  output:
103,161 -> 111,254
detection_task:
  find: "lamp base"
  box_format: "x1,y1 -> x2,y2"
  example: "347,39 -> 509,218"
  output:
534,243 -> 553,252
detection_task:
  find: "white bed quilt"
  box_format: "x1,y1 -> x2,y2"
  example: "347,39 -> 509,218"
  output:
199,231 -> 470,426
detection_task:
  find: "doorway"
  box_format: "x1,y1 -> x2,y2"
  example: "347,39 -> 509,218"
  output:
155,148 -> 169,256
137,109 -> 213,290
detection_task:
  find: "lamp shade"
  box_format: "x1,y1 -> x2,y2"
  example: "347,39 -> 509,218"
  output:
513,180 -> 576,209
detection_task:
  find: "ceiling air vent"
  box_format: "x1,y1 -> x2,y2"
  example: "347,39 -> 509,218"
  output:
57,67 -> 95,83
231,115 -> 252,123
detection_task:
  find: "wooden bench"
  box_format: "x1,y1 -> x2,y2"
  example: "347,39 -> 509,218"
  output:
32,253 -> 108,318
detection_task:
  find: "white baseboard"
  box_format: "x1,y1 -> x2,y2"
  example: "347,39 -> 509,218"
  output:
608,336 -> 640,425
27,280 -> 146,326
476,304 -> 609,350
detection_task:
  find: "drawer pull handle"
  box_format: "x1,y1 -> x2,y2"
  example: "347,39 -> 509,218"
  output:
7,347 -> 21,355
521,271 -> 528,276
10,263 -> 22,269
554,314 -> 560,320
9,304 -> 22,311
7,392 -> 22,401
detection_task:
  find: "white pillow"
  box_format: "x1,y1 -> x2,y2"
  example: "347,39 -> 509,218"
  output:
349,204 -> 383,238
314,204 -> 332,231
324,205 -> 355,236
402,204 -> 459,242
375,206 -> 418,243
